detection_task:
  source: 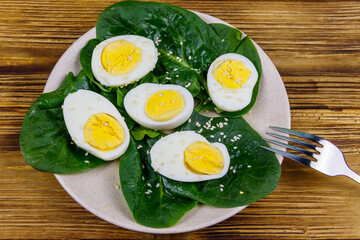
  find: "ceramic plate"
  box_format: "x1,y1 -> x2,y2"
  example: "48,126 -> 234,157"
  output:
43,12 -> 290,234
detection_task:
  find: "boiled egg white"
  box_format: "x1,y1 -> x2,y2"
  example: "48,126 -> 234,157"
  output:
63,89 -> 130,161
91,35 -> 158,87
124,83 -> 194,130
207,53 -> 258,112
150,131 -> 230,182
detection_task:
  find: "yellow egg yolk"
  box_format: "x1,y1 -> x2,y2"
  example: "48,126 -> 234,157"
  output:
184,141 -> 224,175
213,59 -> 251,89
145,90 -> 184,122
84,113 -> 124,152
101,40 -> 142,76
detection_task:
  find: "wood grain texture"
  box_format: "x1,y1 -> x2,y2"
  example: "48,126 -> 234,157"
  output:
0,0 -> 359,239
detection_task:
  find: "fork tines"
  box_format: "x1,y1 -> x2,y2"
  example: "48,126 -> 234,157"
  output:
261,126 -> 322,167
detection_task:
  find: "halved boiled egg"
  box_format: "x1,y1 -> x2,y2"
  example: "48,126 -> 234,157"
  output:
207,53 -> 258,112
91,35 -> 158,87
124,83 -> 194,130
63,89 -> 130,161
150,131 -> 230,182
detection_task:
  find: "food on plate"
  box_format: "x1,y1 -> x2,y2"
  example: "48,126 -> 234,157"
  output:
207,53 -> 258,112
63,89 -> 130,161
124,83 -> 194,130
20,0 -> 279,230
120,111 -> 281,228
20,72 -> 109,173
150,131 -> 230,182
91,35 -> 158,87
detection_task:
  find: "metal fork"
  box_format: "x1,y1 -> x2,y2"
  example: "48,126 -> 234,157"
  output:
261,126 -> 360,183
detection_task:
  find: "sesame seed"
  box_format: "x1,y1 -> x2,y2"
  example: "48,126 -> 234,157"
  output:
176,75 -> 179,77
137,145 -> 143,149
233,169 -> 236,173
180,41 -> 183,45
160,102 -> 164,106
188,56 -> 192,60
147,183 -> 152,187
156,183 -> 160,188
85,152 -> 89,156
115,184 -> 120,189
165,77 -> 171,80
210,135 -> 214,138
221,39 -> 225,42
233,146 -> 238,149
220,188 -> 224,192
220,184 -> 224,187
142,164 -> 145,169
220,132 -> 224,135
70,142 -> 74,145
218,138 -> 221,142
142,176 -> 145,180
159,93 -> 163,96
247,165 -> 252,168
185,82 -> 191,88
146,150 -> 150,155
84,160 -> 89,164
188,119 -> 191,122
197,129 -> 203,133
174,68 -> 178,71
239,191 -> 244,195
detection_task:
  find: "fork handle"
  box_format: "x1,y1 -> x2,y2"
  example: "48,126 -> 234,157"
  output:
344,168 -> 360,183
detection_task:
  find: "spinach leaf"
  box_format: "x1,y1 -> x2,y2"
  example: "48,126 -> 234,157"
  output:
195,23 -> 262,117
79,38 -> 100,83
95,1 -> 227,96
130,127 -> 161,141
160,111 -> 280,208
119,137 -> 197,228
20,71 -> 108,173
210,23 -> 243,53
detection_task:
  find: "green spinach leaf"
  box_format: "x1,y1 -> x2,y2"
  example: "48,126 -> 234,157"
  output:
160,111 -> 281,208
119,137 -> 197,228
79,38 -> 101,83
130,127 -> 161,141
20,71 -> 109,173
210,23 -> 243,53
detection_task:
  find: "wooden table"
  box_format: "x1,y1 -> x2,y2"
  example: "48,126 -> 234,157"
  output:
1,0 -> 359,239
